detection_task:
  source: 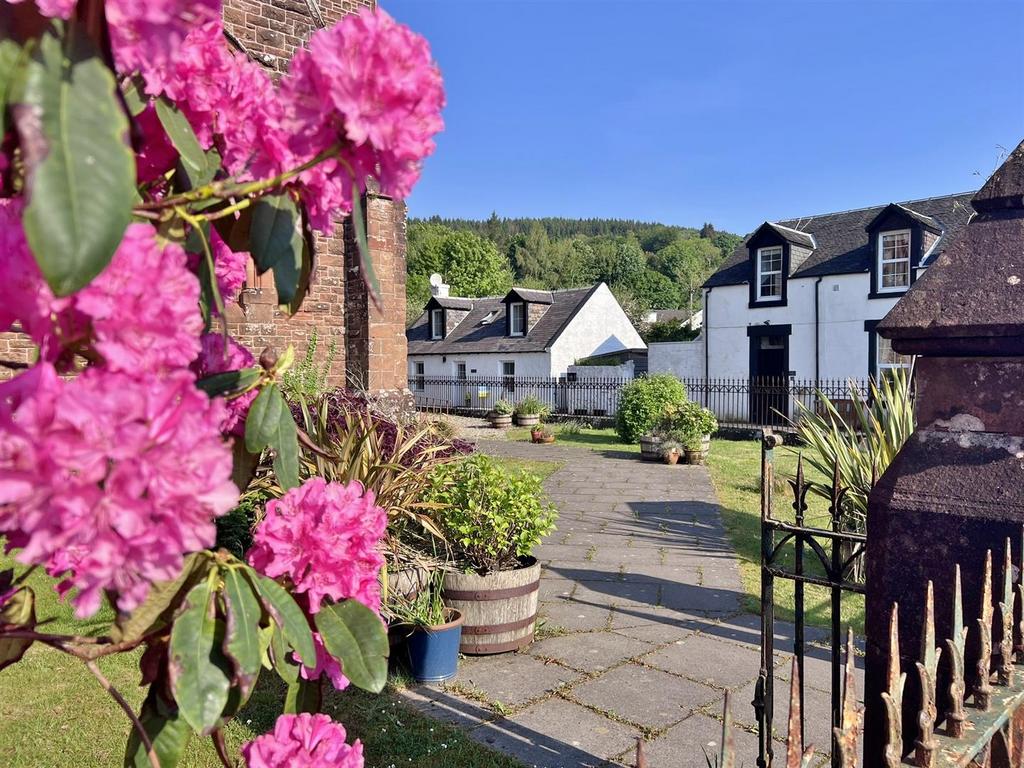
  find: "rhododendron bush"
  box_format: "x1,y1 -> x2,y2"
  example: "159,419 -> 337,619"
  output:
0,1 -> 443,766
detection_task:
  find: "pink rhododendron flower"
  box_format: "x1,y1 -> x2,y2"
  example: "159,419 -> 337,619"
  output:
4,0 -> 76,18
72,224 -> 203,373
108,0 -> 220,94
247,478 -> 387,614
0,217 -> 202,373
0,365 -> 238,617
210,229 -> 249,304
134,104 -> 179,186
278,9 -> 445,231
242,713 -> 363,768
298,632 -> 349,691
191,332 -> 257,435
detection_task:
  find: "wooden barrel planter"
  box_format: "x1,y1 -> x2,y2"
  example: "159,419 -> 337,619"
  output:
639,434 -> 662,461
489,413 -> 512,428
515,413 -> 540,427
442,558 -> 540,654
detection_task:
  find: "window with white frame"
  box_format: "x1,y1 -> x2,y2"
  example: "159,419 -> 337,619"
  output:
876,334 -> 912,375
413,361 -> 425,390
430,309 -> 444,339
509,302 -> 526,336
756,246 -> 783,300
878,230 -> 911,291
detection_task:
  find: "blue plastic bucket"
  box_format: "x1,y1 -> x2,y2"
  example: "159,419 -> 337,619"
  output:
405,609 -> 464,683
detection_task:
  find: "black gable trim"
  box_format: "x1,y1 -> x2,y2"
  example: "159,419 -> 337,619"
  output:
867,222 -> 923,299
865,203 -> 941,234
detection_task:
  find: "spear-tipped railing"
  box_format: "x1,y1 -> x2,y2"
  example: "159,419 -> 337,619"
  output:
636,538 -> 1024,767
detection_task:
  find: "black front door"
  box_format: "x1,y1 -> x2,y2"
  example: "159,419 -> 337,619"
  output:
750,334 -> 789,425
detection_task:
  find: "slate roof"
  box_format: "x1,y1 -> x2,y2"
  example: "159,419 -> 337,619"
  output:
407,285 -> 600,355
705,191 -> 976,288
428,296 -> 475,310
507,287 -> 554,304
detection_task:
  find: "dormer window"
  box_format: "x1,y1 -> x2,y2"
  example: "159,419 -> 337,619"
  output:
509,302 -> 526,336
756,246 -> 783,301
877,230 -> 911,292
430,309 -> 444,339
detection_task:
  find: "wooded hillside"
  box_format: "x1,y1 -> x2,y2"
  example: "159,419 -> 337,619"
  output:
405,213 -> 743,332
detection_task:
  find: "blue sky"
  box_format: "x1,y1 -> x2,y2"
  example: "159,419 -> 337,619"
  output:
386,0 -> 1024,235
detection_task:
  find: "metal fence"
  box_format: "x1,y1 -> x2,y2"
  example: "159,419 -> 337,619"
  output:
409,375 -> 627,418
409,374 -> 872,429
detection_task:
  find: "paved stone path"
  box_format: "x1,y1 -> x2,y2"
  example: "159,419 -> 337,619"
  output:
400,439 -> 859,768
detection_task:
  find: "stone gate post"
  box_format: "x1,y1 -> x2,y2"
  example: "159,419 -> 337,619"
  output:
864,141 -> 1024,757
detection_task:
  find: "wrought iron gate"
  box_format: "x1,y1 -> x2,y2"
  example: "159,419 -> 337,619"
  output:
756,429 -> 867,768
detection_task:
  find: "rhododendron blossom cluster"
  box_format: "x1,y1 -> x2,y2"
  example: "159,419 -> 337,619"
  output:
242,713 -> 364,768
0,364 -> 237,617
247,478 -> 387,688
192,332 -> 258,435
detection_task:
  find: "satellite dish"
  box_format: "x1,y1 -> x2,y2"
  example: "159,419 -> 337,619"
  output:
429,273 -> 444,287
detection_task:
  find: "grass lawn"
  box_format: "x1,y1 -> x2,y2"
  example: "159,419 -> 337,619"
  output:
490,456 -> 564,482
506,425 -> 638,456
706,438 -> 865,634
0,560 -> 523,768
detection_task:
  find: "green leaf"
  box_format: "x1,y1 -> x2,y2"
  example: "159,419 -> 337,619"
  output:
221,568 -> 262,700
250,194 -> 302,275
124,688 -> 192,768
350,191 -> 381,308
282,213 -> 315,316
168,579 -> 231,735
0,37 -> 25,138
315,599 -> 389,693
244,384 -> 299,490
17,20 -> 135,296
110,553 -> 212,644
269,624 -> 299,683
244,570 -> 316,669
155,96 -> 215,190
284,677 -> 321,715
244,383 -> 283,454
120,75 -> 147,117
211,203 -> 252,254
271,402 -> 300,491
195,367 -> 262,398
0,586 -> 35,673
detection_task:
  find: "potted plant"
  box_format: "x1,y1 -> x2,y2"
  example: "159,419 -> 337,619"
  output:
513,395 -> 548,427
424,455 -> 558,654
661,439 -> 682,465
531,424 -> 556,444
489,399 -> 513,428
388,571 -> 464,683
658,401 -> 717,464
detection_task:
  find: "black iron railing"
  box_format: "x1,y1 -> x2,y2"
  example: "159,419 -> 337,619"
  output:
409,375 -> 871,428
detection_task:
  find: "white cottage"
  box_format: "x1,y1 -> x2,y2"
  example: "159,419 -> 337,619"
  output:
406,281 -> 645,409
651,192 -> 976,395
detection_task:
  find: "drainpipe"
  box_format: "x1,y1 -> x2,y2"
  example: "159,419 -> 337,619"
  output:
703,287 -> 712,409
813,277 -> 823,388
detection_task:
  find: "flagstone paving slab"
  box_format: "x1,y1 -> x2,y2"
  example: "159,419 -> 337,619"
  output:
527,630 -> 654,673
448,652 -> 582,709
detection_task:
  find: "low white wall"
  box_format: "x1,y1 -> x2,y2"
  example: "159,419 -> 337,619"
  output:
648,338 -> 705,379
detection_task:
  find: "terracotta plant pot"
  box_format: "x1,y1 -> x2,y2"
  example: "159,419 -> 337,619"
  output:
442,558 -> 540,654
639,434 -> 662,461
489,413 -> 512,428
515,413 -> 541,427
663,451 -> 680,465
532,433 -> 555,444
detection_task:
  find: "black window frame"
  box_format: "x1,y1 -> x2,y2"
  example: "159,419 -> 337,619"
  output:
746,229 -> 790,309
413,361 -> 425,391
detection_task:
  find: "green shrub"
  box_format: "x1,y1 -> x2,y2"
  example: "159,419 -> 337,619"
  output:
424,455 -> 558,572
615,373 -> 687,443
492,399 -> 514,416
557,419 -> 587,435
280,329 -> 338,402
514,394 -> 549,417
658,400 -> 718,449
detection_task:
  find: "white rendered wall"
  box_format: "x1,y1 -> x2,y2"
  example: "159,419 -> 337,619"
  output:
407,352 -> 553,409
548,283 -> 646,376
648,339 -> 705,379
704,275 -> 907,382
